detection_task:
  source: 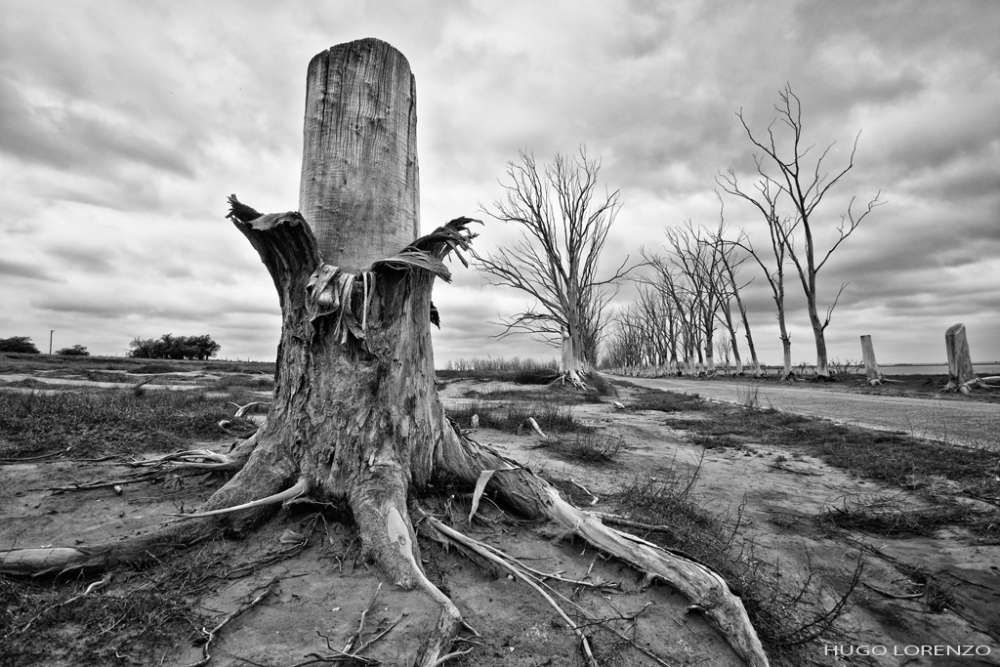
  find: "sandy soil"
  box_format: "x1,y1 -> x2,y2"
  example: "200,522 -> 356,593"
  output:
2,375 -> 999,667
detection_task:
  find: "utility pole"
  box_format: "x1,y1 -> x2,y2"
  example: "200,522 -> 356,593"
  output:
49,330 -> 54,355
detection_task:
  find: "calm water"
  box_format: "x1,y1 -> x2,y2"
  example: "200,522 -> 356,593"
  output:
880,364 -> 1000,375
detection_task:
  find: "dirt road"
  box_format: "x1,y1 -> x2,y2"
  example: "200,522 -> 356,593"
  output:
611,375 -> 1000,449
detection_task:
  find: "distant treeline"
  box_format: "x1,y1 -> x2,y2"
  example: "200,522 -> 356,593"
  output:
129,334 -> 220,360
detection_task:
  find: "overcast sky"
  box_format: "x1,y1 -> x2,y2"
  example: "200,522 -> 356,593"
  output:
2,0 -> 997,367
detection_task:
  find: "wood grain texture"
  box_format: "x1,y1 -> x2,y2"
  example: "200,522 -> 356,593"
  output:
299,38 -> 419,271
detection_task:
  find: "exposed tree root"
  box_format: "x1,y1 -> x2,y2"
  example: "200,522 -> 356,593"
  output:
435,425 -> 769,667
550,370 -> 590,391
228,401 -> 271,418
187,578 -> 276,667
130,428 -> 263,474
864,374 -> 904,386
48,467 -> 206,493
419,509 -> 599,667
177,477 -> 309,519
943,377 -> 999,394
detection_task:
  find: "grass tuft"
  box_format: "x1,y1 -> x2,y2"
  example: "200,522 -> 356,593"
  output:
531,431 -> 629,465
822,493 -> 972,537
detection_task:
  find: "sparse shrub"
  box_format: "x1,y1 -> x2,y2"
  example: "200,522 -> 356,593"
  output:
0,336 -> 40,354
737,383 -> 760,410
56,344 -> 90,356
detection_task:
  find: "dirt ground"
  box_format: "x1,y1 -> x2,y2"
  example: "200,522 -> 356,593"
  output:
2,371 -> 999,667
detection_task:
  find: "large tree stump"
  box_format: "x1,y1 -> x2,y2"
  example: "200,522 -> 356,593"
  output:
0,38 -> 770,667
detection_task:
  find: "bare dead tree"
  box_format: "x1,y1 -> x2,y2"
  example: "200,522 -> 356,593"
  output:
733,85 -> 883,379
636,250 -> 701,374
709,201 -> 762,377
717,164 -> 795,380
477,149 -> 629,387
603,284 -> 680,375
660,222 -> 726,374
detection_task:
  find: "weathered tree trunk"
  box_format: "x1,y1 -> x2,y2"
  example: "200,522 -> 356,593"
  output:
299,40 -> 419,270
0,38 -> 770,667
943,323 -> 995,393
778,318 -> 793,381
808,301 -> 831,378
860,334 -> 882,385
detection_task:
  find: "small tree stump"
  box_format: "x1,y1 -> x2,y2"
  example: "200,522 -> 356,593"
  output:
943,323 -> 994,393
860,335 -> 882,385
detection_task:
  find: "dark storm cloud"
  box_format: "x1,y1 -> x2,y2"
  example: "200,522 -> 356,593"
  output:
32,291 -> 280,320
0,257 -> 62,282
43,242 -> 118,274
0,77 -> 194,177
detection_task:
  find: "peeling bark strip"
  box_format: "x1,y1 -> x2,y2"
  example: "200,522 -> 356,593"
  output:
0,38 -> 769,667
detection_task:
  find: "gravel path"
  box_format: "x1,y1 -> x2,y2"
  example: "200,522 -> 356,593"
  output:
611,375 -> 1000,449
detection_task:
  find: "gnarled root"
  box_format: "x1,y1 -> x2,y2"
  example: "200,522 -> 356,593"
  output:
435,424 -> 770,667
130,428 -> 263,473
943,376 -> 999,393
550,370 -> 590,391
0,520 -> 219,576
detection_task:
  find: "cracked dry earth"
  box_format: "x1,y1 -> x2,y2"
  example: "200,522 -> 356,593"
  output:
2,377 -> 998,667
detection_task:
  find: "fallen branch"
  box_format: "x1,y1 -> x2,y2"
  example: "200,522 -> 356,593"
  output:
49,467 -> 205,493
569,478 -> 599,505
130,449 -> 234,468
228,401 -> 271,418
185,578 -> 276,667
526,417 -> 548,439
861,581 -> 922,600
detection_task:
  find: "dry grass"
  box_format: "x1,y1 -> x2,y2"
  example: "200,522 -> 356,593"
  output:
626,385 -> 1000,541
609,472 -> 862,659
445,399 -> 585,434
622,386 -> 707,412
0,576 -> 201,667
0,388 -> 255,459
443,356 -> 559,373
822,492 -> 980,538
